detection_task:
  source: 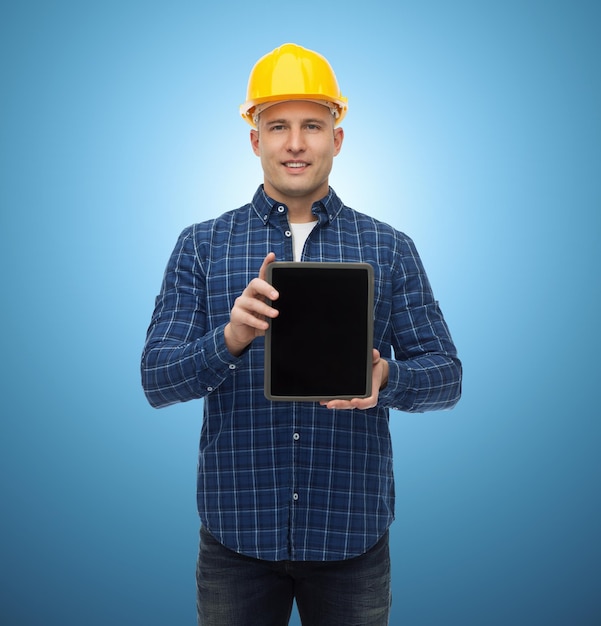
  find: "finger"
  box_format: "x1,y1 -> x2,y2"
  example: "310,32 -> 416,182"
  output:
320,399 -> 360,410
234,293 -> 279,320
258,252 -> 277,283
320,394 -> 377,411
350,397 -> 377,410
237,310 -> 270,331
243,277 -> 279,303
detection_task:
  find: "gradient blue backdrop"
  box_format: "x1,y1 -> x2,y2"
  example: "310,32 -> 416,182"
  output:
1,1 -> 599,624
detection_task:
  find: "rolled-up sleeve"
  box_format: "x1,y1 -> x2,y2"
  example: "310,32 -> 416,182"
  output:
141,226 -> 241,408
377,236 -> 462,413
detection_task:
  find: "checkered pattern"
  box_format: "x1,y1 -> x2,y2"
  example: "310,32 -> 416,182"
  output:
141,185 -> 461,561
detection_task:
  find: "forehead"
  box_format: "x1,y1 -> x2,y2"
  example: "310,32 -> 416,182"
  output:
260,100 -> 333,124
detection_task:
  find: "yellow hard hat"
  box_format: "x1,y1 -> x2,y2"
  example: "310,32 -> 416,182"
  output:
240,43 -> 348,128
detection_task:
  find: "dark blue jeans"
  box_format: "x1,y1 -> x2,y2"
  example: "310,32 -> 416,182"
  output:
196,526 -> 391,626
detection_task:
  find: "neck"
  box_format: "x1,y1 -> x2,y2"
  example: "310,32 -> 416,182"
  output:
263,184 -> 326,223
286,203 -> 318,223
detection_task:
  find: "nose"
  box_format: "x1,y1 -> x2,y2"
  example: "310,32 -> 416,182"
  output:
286,126 -> 305,153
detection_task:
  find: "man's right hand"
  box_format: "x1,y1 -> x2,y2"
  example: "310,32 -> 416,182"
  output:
224,252 -> 279,356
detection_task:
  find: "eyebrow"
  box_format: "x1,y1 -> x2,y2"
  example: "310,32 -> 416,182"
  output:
265,117 -> 329,126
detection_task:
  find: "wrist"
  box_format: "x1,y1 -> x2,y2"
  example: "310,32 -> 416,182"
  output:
379,358 -> 389,390
224,323 -> 250,357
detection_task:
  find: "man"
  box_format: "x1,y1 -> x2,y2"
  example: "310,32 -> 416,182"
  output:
141,43 -> 462,626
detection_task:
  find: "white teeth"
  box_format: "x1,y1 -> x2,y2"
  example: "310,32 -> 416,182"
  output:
286,162 -> 306,168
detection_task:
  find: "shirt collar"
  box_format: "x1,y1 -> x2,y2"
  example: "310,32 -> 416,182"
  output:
251,185 -> 344,226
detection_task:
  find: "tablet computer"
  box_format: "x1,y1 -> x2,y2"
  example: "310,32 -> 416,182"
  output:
264,262 -> 374,402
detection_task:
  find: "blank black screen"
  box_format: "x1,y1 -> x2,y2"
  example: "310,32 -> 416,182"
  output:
266,264 -> 372,400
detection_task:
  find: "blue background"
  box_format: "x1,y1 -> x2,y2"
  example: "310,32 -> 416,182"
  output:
1,1 -> 600,624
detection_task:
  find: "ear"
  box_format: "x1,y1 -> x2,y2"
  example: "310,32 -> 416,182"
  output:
250,129 -> 260,156
333,127 -> 344,156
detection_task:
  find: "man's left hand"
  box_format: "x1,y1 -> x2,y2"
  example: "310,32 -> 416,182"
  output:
320,349 -> 389,410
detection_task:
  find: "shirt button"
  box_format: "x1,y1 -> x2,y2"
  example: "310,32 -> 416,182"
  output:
229,364 -> 236,370
293,433 -> 300,441
293,493 -> 299,501
285,230 -> 292,237
277,205 -> 285,213
207,387 -> 213,392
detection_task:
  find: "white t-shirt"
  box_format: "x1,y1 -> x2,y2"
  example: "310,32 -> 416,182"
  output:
289,221 -> 317,261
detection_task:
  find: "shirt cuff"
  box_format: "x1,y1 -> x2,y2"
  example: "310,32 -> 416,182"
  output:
197,325 -> 244,389
377,359 -> 414,411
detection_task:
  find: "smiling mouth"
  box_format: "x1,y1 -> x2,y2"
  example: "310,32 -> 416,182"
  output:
284,161 -> 308,169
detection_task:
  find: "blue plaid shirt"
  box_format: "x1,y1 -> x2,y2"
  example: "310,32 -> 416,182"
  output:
141,186 -> 461,561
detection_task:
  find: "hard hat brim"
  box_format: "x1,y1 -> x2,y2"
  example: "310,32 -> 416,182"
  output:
240,94 -> 348,128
